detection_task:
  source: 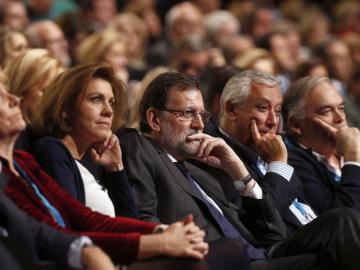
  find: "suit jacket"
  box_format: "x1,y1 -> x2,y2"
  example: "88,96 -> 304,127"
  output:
285,135 -> 360,214
120,132 -> 286,249
0,174 -> 76,270
202,126 -> 313,236
3,150 -> 157,265
33,136 -> 138,218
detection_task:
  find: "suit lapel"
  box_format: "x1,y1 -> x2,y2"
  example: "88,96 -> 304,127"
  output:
146,138 -> 206,201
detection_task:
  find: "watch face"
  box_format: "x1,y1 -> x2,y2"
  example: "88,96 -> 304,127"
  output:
233,180 -> 245,191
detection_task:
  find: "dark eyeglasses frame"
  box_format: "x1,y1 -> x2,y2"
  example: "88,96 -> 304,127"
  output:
162,107 -> 211,123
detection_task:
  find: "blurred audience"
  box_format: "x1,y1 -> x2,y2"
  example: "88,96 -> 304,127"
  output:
0,0 -> 28,30
25,20 -> 71,67
77,30 -> 129,84
0,27 -> 28,69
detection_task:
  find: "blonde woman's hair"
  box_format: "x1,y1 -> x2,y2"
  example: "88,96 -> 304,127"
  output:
108,13 -> 148,61
33,63 -> 127,138
76,30 -> 126,65
5,48 -> 62,98
233,48 -> 274,71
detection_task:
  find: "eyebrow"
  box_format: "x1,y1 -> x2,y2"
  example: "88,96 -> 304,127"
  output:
316,102 -> 345,110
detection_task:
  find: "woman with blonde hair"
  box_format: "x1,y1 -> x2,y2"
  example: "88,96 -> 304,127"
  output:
77,29 -> 129,84
108,13 -> 149,80
5,48 -> 63,124
233,48 -> 277,75
5,48 -> 63,151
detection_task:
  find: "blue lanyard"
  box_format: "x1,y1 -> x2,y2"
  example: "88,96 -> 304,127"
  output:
13,160 -> 66,228
293,198 -> 311,220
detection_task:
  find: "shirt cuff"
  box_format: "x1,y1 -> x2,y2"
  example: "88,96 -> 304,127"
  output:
68,236 -> 93,269
343,161 -> 360,168
243,182 -> 263,199
268,161 -> 294,182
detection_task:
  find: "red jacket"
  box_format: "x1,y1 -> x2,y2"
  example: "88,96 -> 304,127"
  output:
4,150 -> 157,265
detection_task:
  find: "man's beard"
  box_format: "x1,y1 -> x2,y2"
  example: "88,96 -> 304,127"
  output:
160,122 -> 202,159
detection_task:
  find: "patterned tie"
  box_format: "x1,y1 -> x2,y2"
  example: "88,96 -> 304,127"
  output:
175,162 -> 265,260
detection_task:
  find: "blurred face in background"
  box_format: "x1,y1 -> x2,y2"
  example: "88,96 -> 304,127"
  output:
270,34 -> 297,73
327,41 -> 353,83
40,23 -> 70,67
7,32 -> 29,62
92,0 -> 117,26
103,41 -> 129,83
4,32 -> 29,67
169,5 -> 204,44
3,1 -> 29,30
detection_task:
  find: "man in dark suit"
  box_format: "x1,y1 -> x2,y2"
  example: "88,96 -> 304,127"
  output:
121,71 -> 360,269
282,76 -> 360,214
209,70 -> 318,235
0,173 -> 116,270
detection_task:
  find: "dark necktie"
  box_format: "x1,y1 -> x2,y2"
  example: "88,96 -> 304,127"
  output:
175,161 -> 265,260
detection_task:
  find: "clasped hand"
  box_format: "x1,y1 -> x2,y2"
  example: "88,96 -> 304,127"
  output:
160,214 -> 209,259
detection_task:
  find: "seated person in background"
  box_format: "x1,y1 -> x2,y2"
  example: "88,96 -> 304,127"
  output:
121,71 -> 360,269
206,69 -> 317,235
32,63 -> 136,218
76,30 -> 129,84
0,27 -> 28,69
5,48 -> 63,151
0,70 -> 216,269
0,174 -> 116,270
282,76 -> 360,214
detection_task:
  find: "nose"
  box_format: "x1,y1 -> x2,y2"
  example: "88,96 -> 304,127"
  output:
8,93 -> 20,107
190,113 -> 204,130
101,101 -> 113,117
333,109 -> 345,124
265,110 -> 278,128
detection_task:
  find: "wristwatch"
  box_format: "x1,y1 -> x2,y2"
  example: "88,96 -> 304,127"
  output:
233,174 -> 253,191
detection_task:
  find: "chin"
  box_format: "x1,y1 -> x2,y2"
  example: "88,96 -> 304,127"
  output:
181,140 -> 201,157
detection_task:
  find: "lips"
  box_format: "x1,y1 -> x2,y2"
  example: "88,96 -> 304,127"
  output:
96,121 -> 111,128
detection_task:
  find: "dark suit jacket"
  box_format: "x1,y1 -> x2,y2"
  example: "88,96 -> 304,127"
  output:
121,132 -> 286,249
0,174 -> 77,270
33,136 -> 138,218
285,135 -> 360,214
202,126 -> 316,236
3,151 -> 157,265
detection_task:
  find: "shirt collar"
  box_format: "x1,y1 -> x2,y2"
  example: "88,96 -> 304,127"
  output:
297,142 -> 342,178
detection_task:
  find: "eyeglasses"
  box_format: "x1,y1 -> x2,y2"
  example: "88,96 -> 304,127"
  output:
162,107 -> 211,123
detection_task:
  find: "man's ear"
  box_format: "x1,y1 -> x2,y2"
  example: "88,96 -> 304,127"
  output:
224,101 -> 238,121
287,117 -> 303,136
146,108 -> 161,132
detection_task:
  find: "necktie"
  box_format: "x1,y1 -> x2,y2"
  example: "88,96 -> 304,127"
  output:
175,161 -> 265,260
13,161 -> 66,228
